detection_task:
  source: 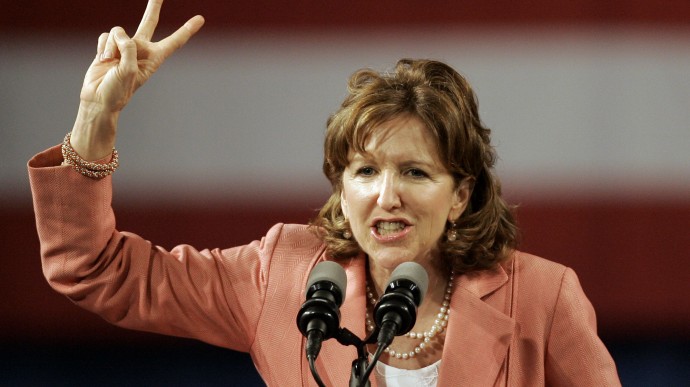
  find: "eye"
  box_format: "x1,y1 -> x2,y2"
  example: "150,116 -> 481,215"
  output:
355,166 -> 376,176
405,168 -> 429,178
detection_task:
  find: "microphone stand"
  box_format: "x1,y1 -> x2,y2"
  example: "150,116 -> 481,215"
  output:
335,326 -> 389,387
335,327 -> 375,387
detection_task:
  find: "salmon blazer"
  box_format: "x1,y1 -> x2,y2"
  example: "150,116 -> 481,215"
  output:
29,145 -> 620,386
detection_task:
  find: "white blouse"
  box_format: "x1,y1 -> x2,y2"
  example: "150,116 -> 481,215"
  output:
374,360 -> 442,387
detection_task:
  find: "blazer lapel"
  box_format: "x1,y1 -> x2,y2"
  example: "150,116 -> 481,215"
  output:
438,265 -> 515,386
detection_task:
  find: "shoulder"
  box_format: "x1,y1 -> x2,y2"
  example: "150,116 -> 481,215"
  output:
263,223 -> 326,255
502,250 -> 581,316
257,223 -> 328,273
224,223 -> 326,277
504,250 -> 570,287
502,251 -> 597,328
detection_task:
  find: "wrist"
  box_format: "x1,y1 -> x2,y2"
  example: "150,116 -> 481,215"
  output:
62,132 -> 119,179
71,102 -> 120,161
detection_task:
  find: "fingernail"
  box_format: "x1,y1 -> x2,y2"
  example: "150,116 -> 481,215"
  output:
101,51 -> 113,61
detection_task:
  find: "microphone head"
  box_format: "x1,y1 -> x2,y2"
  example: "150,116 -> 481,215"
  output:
306,261 -> 347,305
387,262 -> 429,305
297,261 -> 347,341
372,262 -> 430,340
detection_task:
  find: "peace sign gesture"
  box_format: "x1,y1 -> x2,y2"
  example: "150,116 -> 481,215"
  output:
72,0 -> 204,160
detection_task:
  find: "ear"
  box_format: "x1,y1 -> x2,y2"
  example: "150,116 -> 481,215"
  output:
448,177 -> 474,222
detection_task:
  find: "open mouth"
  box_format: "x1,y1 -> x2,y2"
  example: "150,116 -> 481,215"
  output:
375,221 -> 407,236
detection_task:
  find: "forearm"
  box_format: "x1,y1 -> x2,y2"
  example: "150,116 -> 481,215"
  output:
29,146 -> 117,291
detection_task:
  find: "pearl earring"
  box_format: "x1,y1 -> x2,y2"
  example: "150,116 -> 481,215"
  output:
343,229 -> 352,239
447,221 -> 457,242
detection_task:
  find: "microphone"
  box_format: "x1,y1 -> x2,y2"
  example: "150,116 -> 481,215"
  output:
372,262 -> 429,348
296,261 -> 348,360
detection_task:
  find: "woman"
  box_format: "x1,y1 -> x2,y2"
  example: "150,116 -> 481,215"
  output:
28,1 -> 620,385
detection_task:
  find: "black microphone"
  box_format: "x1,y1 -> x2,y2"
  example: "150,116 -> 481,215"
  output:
296,261 -> 348,360
372,262 -> 429,348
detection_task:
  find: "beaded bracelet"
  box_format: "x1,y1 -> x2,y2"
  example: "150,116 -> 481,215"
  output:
61,132 -> 119,179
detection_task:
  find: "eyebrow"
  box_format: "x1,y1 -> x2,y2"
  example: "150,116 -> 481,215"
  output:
349,152 -> 442,170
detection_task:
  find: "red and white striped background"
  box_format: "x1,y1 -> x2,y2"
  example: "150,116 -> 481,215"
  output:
1,0 -> 689,344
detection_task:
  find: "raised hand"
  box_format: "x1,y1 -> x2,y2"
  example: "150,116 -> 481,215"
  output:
71,0 -> 204,161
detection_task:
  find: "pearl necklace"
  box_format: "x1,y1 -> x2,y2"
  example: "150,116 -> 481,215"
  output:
365,272 -> 454,360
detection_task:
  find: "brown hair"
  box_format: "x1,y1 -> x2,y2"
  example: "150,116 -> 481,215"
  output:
310,59 -> 519,273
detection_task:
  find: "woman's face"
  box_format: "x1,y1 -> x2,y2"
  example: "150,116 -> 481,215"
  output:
340,115 -> 470,273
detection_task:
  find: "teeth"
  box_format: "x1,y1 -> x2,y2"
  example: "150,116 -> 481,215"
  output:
377,221 -> 405,235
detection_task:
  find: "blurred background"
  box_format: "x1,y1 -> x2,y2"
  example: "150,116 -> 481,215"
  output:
2,0 -> 689,385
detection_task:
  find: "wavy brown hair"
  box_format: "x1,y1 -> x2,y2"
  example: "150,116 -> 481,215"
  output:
310,59 -> 519,273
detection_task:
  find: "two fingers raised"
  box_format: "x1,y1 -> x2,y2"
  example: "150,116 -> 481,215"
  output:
97,0 -> 163,62
97,13 -> 204,64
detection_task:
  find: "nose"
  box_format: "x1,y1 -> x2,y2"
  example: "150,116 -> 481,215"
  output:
376,172 -> 401,210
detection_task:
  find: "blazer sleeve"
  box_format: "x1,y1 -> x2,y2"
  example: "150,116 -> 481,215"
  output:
545,267 -> 621,386
28,145 -> 276,352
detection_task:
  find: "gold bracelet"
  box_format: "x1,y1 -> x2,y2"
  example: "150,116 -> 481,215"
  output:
61,132 -> 119,179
